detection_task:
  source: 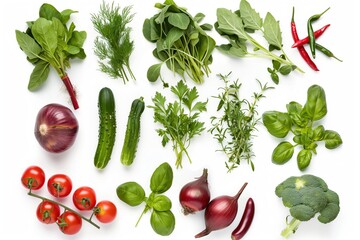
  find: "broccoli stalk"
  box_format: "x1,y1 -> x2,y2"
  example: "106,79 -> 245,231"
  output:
275,174 -> 340,239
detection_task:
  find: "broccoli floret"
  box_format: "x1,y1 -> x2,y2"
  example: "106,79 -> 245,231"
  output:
275,174 -> 340,239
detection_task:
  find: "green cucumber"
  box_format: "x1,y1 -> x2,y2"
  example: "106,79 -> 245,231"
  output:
120,97 -> 145,166
94,87 -> 116,169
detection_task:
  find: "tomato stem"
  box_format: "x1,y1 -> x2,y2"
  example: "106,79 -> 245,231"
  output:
28,190 -> 100,229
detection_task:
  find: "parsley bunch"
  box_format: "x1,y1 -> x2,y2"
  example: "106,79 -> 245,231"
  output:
148,80 -> 207,168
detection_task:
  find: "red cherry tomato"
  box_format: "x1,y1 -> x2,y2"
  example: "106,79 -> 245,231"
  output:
21,165 -> 45,190
47,174 -> 72,198
57,211 -> 82,235
72,186 -> 97,211
94,200 -> 117,223
36,200 -> 61,224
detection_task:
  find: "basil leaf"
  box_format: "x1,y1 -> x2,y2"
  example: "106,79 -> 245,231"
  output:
116,182 -> 145,206
15,30 -> 42,59
216,8 -> 246,40
272,141 -> 294,164
32,18 -> 58,56
286,101 -> 307,127
164,27 -> 183,48
147,63 -> 162,82
28,60 -> 50,91
39,3 -> 62,21
167,13 -> 190,30
297,149 -> 312,170
313,125 -> 325,141
303,85 -> 327,121
263,12 -> 282,49
150,210 -> 175,236
323,130 -> 343,149
152,195 -> 172,212
239,0 -> 262,31
150,162 -> 173,194
262,111 -> 292,138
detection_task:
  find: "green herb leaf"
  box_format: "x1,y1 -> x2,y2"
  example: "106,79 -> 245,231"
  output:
167,13 -> 190,30
303,85 -> 327,121
150,210 -> 175,236
147,63 -> 162,82
164,27 -> 184,48
272,141 -> 294,164
286,101 -> 307,127
239,0 -> 262,30
279,65 -> 292,75
15,30 -> 42,59
263,12 -> 282,49
32,18 -> 58,56
262,111 -> 292,138
61,9 -> 77,24
150,162 -> 173,194
152,195 -> 172,211
323,130 -> 343,149
28,60 -> 50,91
313,125 -> 325,141
39,3 -> 62,21
297,149 -> 312,170
216,8 -> 246,39
116,182 -> 146,206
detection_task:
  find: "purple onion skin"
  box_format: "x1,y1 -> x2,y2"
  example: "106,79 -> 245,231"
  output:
179,168 -> 210,215
195,182 -> 248,238
34,103 -> 79,153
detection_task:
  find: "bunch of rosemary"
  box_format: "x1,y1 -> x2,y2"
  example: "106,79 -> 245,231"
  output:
209,73 -> 273,172
91,1 -> 135,83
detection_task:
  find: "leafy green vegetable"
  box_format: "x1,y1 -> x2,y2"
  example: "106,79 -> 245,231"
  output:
143,0 -> 216,84
209,73 -> 273,172
91,1 -> 135,83
275,174 -> 340,238
116,162 -> 175,236
215,0 -> 302,84
148,80 -> 207,168
262,85 -> 342,170
15,3 -> 87,110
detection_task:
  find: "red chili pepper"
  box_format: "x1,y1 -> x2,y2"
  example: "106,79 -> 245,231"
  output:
292,24 -> 330,48
231,198 -> 255,240
291,7 -> 319,71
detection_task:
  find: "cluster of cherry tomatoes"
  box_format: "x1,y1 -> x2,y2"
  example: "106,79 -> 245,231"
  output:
21,165 -> 117,235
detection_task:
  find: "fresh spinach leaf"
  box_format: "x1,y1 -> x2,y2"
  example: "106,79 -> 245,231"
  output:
15,30 -> 42,59
28,60 -> 50,91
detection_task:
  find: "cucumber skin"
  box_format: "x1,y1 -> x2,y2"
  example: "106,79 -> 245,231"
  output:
94,87 -> 116,169
120,97 -> 145,166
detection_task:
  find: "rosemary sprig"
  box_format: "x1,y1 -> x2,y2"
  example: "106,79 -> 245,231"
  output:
209,73 -> 273,172
91,1 -> 135,83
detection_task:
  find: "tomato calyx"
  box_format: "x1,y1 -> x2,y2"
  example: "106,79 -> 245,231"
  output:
51,183 -> 64,197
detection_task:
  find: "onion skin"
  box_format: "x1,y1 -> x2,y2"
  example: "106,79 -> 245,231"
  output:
231,198 -> 255,240
179,168 -> 210,215
195,182 -> 248,238
34,103 -> 79,153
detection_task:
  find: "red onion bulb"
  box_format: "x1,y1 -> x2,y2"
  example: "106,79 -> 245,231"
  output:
34,103 -> 79,153
179,168 -> 210,215
195,182 -> 248,238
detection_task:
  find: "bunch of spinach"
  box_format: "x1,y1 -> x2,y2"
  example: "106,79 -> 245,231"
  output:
148,80 -> 207,168
262,85 -> 342,170
215,0 -> 302,84
116,162 -> 175,236
91,1 -> 135,83
210,73 -> 273,172
15,3 -> 86,110
143,0 -> 215,84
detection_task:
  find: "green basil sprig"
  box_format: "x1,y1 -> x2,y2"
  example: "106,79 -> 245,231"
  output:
262,85 -> 342,170
116,162 -> 175,236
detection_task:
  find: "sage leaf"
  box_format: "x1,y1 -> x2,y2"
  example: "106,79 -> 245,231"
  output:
323,130 -> 343,149
28,60 -> 50,91
272,141 -> 294,164
150,162 -> 173,194
167,13 -> 190,30
116,182 -> 145,206
303,85 -> 327,121
216,8 -> 246,40
147,63 -> 162,82
15,30 -> 42,59
152,195 -> 172,212
32,18 -> 58,55
262,111 -> 292,138
240,0 -> 262,30
263,12 -> 282,49
297,149 -> 312,171
150,210 -> 175,236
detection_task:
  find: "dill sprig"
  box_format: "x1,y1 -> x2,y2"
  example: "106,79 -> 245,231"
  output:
91,1 -> 135,83
209,73 -> 273,172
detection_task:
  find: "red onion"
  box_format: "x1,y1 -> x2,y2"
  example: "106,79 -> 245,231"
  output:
179,168 -> 210,215
34,103 -> 79,153
195,182 -> 248,238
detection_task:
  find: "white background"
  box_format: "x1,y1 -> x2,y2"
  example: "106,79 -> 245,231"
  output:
0,0 -> 357,239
